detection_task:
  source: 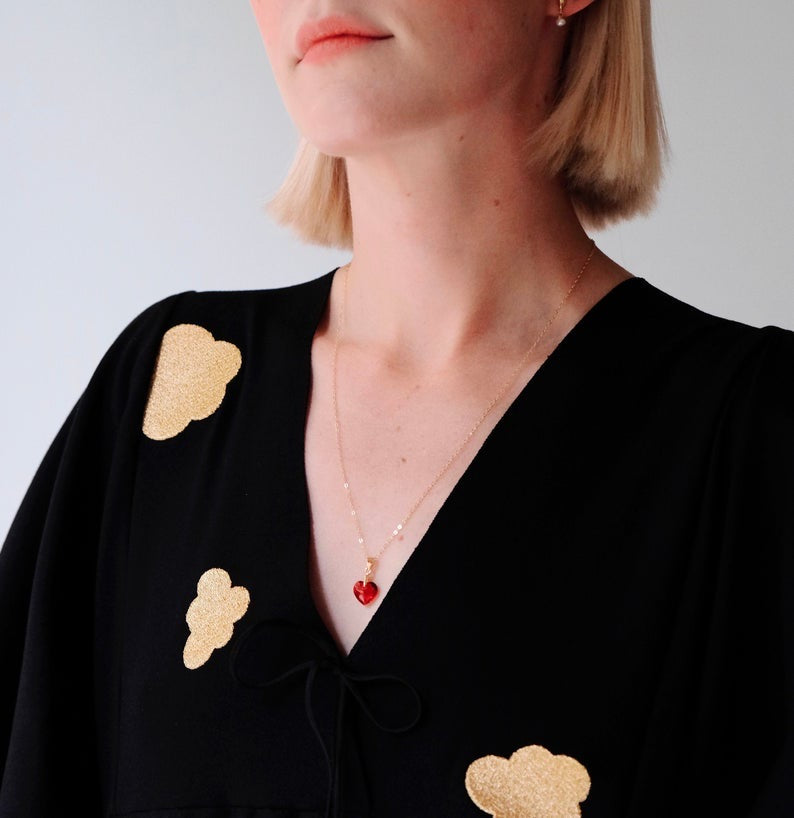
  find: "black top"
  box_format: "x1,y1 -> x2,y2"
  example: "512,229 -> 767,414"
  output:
1,270 -> 793,818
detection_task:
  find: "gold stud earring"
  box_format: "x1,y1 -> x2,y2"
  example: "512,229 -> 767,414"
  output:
556,0 -> 567,27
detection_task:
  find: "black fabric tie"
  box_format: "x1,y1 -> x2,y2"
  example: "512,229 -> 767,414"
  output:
229,618 -> 423,818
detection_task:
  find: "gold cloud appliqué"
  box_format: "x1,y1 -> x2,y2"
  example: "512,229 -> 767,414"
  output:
143,323 -> 242,440
183,567 -> 250,670
466,744 -> 591,818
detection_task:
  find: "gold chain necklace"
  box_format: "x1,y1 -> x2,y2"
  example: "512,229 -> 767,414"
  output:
332,239 -> 596,605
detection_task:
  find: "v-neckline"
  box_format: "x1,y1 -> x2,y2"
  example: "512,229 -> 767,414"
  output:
296,269 -> 649,664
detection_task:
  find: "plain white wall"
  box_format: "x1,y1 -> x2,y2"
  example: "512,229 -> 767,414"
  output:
2,2 -> 793,544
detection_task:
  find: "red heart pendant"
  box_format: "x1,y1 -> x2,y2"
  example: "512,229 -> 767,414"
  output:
353,580 -> 379,605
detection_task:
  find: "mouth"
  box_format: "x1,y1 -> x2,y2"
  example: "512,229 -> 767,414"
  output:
296,15 -> 392,64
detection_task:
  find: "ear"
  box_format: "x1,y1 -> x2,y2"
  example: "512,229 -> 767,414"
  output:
546,0 -> 599,25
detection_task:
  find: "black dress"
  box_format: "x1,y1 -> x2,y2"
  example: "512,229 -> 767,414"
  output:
1,270 -> 792,818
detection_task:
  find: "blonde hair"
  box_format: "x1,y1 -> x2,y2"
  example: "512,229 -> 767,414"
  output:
267,0 -> 669,249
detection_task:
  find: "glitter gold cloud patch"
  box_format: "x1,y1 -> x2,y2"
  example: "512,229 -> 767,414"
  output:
183,568 -> 250,670
465,744 -> 591,818
142,323 -> 242,441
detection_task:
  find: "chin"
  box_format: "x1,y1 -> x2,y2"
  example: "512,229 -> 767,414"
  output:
299,117 -> 398,159
304,136 -> 369,159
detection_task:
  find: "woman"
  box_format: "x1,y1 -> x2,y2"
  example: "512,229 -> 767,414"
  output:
1,1 -> 791,816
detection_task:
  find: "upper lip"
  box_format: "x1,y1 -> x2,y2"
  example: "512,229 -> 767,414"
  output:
296,14 -> 392,61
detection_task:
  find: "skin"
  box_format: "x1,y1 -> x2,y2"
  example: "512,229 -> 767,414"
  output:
250,0 -> 634,656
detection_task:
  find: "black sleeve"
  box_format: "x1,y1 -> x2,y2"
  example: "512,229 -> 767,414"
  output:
743,327 -> 794,816
0,292 -> 185,815
705,325 -> 794,817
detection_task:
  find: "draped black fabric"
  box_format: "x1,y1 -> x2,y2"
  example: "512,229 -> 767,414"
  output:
1,271 -> 792,818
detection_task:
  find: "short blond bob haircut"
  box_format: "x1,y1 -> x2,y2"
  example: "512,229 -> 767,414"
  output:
267,0 -> 669,249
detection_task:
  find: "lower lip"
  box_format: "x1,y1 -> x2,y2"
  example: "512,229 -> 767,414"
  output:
301,34 -> 388,65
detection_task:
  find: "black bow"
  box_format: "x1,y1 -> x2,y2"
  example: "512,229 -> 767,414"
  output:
229,618 -> 422,817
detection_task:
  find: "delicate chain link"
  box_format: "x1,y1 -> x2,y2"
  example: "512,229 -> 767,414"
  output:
332,239 -> 597,569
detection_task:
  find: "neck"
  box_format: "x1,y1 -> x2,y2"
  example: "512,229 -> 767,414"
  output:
338,118 -> 601,370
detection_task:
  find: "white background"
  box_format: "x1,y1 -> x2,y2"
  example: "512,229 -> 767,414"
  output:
2,2 -> 793,543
